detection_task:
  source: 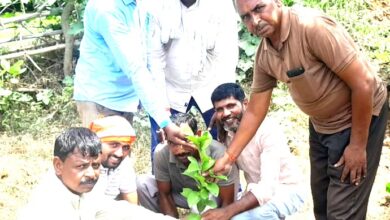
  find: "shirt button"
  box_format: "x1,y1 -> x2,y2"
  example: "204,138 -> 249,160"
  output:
184,103 -> 188,107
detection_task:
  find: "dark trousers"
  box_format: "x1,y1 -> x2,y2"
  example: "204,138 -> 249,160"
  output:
309,101 -> 388,220
149,97 -> 217,162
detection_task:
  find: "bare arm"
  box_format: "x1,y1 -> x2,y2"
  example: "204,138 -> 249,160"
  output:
334,58 -> 374,185
213,89 -> 273,174
218,184 -> 235,208
120,192 -> 138,205
157,180 -> 179,218
202,192 -> 259,220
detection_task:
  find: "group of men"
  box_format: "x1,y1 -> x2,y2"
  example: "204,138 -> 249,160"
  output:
19,0 -> 388,220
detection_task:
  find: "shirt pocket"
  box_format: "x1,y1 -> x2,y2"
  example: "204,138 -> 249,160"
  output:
287,72 -> 321,104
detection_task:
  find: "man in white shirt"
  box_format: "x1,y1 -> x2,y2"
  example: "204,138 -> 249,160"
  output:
146,0 -> 239,161
18,127 -> 177,220
18,127 -> 103,220
89,116 -> 138,204
202,83 -> 305,220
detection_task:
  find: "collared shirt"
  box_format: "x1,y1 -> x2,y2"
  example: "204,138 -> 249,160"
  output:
91,157 -> 137,200
251,6 -> 386,134
147,0 -> 238,113
74,0 -> 171,126
226,118 -> 302,206
18,169 -> 177,220
153,140 -> 239,194
17,169 -> 98,220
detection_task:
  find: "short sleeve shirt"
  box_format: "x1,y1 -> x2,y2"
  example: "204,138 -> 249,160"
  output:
251,7 -> 387,134
153,140 -> 239,194
93,157 -> 137,199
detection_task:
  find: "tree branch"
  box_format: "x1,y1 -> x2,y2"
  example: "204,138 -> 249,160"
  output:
0,30 -> 63,45
0,41 -> 80,60
61,1 -> 76,77
0,11 -> 51,26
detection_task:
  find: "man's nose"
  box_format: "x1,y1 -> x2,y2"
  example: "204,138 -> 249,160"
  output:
222,108 -> 231,117
84,165 -> 97,178
252,14 -> 261,26
113,147 -> 124,157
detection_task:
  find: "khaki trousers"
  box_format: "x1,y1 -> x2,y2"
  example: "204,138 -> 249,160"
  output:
76,101 -> 134,127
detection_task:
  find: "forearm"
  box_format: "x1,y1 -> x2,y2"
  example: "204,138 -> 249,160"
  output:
219,185 -> 235,207
227,90 -> 272,160
121,192 -> 138,204
350,75 -> 373,148
350,90 -> 373,149
159,194 -> 179,218
224,192 -> 259,218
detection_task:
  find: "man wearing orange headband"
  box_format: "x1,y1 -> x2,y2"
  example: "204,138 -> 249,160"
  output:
89,115 -> 138,204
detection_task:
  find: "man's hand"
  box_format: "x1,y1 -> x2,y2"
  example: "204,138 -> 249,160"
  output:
334,144 -> 367,185
163,123 -> 191,146
201,207 -> 231,220
212,152 -> 233,176
207,112 -> 217,131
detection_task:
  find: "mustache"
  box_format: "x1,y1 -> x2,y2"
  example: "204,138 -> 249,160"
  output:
80,179 -> 97,185
222,116 -> 240,121
177,153 -> 191,158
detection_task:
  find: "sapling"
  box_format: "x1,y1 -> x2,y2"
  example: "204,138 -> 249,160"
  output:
180,130 -> 228,220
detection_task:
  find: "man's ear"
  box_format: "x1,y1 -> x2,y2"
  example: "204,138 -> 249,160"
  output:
53,156 -> 64,176
243,98 -> 249,109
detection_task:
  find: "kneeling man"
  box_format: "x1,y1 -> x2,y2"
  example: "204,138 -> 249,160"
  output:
137,113 -> 239,218
202,83 -> 305,220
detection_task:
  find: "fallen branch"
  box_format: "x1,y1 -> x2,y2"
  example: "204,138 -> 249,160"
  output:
0,40 -> 80,60
16,88 -> 47,93
0,3 -> 50,27
0,11 -> 51,26
0,30 -> 63,45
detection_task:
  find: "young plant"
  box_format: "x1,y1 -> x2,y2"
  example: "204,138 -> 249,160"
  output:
181,130 -> 227,220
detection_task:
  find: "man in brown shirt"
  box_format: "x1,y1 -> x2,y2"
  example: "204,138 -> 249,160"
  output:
213,0 -> 388,219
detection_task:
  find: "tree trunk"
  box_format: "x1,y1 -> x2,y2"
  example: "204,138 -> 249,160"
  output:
61,2 -> 75,77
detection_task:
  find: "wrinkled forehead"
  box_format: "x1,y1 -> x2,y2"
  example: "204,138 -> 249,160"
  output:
66,148 -> 101,163
235,0 -> 271,13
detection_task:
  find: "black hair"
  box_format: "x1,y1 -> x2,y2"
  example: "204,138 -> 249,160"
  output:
54,127 -> 102,161
170,113 -> 198,134
211,83 -> 246,104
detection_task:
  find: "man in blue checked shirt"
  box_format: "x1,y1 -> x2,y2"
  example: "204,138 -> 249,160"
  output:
74,0 -> 186,145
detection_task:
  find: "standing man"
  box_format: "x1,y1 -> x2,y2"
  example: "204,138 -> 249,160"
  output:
89,115 -> 138,204
202,83 -> 305,220
213,1 -> 388,220
74,0 -> 187,146
137,113 -> 239,218
147,0 -> 239,159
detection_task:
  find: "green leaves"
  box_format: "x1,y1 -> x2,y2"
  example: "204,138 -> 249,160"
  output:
181,131 -> 227,215
386,183 -> 390,193
1,59 -> 26,79
182,188 -> 201,207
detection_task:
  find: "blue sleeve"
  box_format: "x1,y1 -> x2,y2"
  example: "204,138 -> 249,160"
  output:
94,6 -> 171,127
